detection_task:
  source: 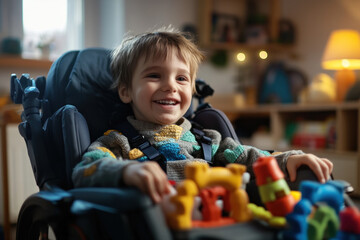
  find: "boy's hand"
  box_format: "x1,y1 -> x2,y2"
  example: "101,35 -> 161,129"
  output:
122,162 -> 171,203
286,154 -> 333,183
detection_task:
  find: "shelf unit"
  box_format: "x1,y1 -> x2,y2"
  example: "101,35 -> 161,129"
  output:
208,97 -> 360,194
0,55 -> 53,69
197,0 -> 290,51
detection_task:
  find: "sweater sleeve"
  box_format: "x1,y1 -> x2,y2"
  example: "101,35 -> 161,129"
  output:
213,137 -> 304,178
72,130 -> 134,188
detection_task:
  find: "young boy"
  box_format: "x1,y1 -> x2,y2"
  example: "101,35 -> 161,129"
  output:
72,27 -> 333,203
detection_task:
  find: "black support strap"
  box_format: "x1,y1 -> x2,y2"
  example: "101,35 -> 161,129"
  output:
116,119 -> 214,172
115,120 -> 167,173
191,127 -> 213,165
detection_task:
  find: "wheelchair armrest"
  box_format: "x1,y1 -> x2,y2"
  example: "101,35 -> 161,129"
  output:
17,187 -> 172,240
286,165 -> 318,190
69,187 -> 172,239
69,187 -> 154,211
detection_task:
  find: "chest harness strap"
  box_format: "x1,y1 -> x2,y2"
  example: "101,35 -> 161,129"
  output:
190,127 -> 213,165
116,119 -> 213,173
115,120 -> 167,173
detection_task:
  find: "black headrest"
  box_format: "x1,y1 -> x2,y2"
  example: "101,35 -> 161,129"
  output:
44,48 -> 130,141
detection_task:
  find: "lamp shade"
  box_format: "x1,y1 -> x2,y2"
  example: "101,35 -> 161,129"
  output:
322,30 -> 360,70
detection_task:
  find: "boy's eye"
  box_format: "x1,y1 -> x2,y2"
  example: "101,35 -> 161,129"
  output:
146,73 -> 160,78
177,76 -> 189,82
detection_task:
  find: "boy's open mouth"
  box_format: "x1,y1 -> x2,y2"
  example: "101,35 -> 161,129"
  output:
154,100 -> 178,105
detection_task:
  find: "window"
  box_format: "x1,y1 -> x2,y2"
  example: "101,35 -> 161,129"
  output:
22,0 -> 83,60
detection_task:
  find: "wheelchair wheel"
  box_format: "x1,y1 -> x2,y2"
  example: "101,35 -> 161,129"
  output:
16,194 -> 91,240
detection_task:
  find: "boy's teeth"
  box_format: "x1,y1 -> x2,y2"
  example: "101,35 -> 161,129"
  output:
156,100 -> 176,105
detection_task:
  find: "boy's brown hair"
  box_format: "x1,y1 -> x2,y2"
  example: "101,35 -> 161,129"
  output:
110,27 -> 204,92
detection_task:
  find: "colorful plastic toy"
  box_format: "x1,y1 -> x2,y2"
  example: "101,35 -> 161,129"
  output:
300,180 -> 344,215
166,179 -> 198,230
283,179 -> 360,239
248,203 -> 287,227
283,199 -> 313,240
337,206 -> 360,239
253,156 -> 296,216
165,162 -> 251,230
308,205 -> 339,240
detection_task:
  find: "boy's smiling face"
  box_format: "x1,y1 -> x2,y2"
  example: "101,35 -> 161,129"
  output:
118,50 -> 193,125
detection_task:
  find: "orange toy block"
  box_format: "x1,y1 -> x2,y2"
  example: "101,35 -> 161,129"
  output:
200,186 -> 226,222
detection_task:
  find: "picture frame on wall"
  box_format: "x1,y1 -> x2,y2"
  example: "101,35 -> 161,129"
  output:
211,13 -> 242,43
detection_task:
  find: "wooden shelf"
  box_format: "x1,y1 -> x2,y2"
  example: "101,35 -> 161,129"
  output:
209,101 -> 360,115
198,0 -> 292,52
200,42 -> 294,52
0,55 -> 53,69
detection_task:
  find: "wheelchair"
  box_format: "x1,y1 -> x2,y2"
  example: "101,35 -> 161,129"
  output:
11,48 -> 322,240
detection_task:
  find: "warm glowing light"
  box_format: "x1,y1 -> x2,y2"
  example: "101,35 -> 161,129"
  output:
236,52 -> 246,62
322,30 -> 360,70
342,59 -> 350,68
259,50 -> 268,59
322,29 -> 360,101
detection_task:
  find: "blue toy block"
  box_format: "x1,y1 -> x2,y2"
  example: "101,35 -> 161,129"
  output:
300,180 -> 344,214
282,199 -> 312,240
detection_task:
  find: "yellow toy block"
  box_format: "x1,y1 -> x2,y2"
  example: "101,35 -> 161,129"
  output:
185,162 -> 245,191
230,187 -> 252,222
165,163 -> 252,230
167,180 -> 198,230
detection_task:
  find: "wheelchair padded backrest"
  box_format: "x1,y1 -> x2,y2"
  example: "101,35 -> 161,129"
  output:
44,48 -> 131,142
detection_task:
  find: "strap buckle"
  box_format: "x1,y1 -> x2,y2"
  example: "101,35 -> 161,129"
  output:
130,135 -> 167,172
191,127 -> 213,165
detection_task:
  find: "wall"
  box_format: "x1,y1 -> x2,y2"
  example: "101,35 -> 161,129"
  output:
282,0 -> 360,82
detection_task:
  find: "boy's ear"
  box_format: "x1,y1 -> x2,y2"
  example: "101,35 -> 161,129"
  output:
118,86 -> 132,103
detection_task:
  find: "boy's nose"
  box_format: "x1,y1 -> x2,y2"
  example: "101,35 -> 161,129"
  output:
161,78 -> 177,92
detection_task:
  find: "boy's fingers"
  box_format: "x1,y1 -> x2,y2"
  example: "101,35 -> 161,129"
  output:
149,163 -> 168,197
287,166 -> 297,182
318,159 -> 330,181
308,160 -> 326,183
143,162 -> 170,202
319,158 -> 333,180
322,158 -> 333,174
140,169 -> 161,203
147,162 -> 168,190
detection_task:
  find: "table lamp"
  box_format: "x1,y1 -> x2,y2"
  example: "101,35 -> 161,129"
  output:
322,29 -> 360,101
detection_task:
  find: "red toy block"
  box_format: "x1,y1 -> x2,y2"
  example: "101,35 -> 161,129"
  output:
340,207 -> 360,234
265,194 -> 296,217
253,156 -> 284,186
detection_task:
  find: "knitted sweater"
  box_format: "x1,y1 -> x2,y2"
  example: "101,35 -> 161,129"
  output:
72,116 -> 303,188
